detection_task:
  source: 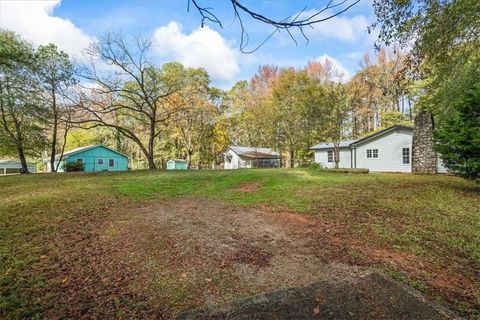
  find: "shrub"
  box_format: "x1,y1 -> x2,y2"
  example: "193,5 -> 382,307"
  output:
435,86 -> 480,181
307,162 -> 324,170
65,161 -> 84,172
323,168 -> 369,174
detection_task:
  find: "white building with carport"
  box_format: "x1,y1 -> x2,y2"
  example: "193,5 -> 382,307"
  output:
0,159 -> 36,175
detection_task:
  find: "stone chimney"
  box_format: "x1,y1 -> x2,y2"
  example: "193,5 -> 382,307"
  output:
412,111 -> 437,173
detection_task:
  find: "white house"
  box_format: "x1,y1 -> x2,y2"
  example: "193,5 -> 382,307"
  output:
0,159 -> 36,175
310,125 -> 447,173
224,146 -> 280,169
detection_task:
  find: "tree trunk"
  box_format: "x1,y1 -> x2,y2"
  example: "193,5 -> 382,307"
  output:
211,144 -> 216,169
289,149 -> 295,168
334,143 -> 340,169
147,120 -> 156,169
352,116 -> 357,138
137,137 -> 155,169
159,157 -> 165,170
186,150 -> 192,169
54,123 -> 69,172
115,129 -> 122,152
146,154 -> 156,169
17,145 -> 29,174
50,100 -> 58,173
10,108 -> 29,174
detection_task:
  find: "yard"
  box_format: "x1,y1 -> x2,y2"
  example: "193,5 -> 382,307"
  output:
1,169 -> 479,319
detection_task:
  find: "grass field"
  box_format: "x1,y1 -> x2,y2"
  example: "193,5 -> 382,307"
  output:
1,169 -> 479,318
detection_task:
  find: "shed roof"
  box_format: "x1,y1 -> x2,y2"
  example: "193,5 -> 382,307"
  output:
47,144 -> 128,161
0,159 -> 17,165
0,159 -> 35,169
0,159 -> 33,165
228,146 -> 279,159
310,140 -> 356,150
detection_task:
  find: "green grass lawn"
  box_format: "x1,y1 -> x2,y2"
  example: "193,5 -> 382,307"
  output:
1,169 -> 479,318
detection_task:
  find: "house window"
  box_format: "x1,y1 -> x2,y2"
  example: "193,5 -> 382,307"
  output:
367,149 -> 378,158
402,148 -> 410,164
327,150 -> 334,162
76,158 -> 83,164
98,158 -> 104,165
109,159 -> 115,167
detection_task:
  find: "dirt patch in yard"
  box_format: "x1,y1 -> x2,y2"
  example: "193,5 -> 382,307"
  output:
232,181 -> 262,193
34,197 -> 465,319
224,242 -> 272,268
102,198 -> 460,318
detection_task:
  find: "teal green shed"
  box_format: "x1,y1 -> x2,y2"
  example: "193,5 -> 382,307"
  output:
167,159 -> 188,170
44,144 -> 128,172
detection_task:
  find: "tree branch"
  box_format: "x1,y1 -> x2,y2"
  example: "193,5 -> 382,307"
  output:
190,0 -> 360,53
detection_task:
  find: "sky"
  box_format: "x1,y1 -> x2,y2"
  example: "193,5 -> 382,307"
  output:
0,0 -> 378,88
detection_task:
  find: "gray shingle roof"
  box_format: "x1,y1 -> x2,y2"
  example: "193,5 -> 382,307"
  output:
0,159 -> 16,164
0,159 -> 35,168
228,146 -> 279,158
310,140 -> 356,150
351,125 -> 412,146
62,145 -> 97,157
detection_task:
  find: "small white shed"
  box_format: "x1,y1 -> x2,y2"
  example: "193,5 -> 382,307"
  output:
0,159 -> 36,175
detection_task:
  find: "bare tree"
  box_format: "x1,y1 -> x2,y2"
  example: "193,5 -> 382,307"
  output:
189,0 -> 360,53
77,33 -> 182,169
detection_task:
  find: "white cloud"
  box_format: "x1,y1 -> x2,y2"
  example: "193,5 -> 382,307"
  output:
345,51 -> 365,61
0,0 -> 95,58
153,22 -> 240,83
315,54 -> 351,81
301,10 -> 370,42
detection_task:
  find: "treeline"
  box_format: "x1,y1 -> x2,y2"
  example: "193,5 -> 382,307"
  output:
1,30 -> 413,172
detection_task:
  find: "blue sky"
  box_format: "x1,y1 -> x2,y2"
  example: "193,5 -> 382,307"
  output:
1,0 -> 377,88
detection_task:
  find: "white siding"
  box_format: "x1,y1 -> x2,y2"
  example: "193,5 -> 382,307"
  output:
437,155 -> 448,173
314,148 -> 352,169
224,149 -> 238,169
354,129 -> 412,172
224,149 -> 279,169
224,149 -> 246,169
45,160 -> 65,172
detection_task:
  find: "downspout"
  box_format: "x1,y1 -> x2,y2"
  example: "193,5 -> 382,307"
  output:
353,146 -> 357,169
350,146 -> 353,169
